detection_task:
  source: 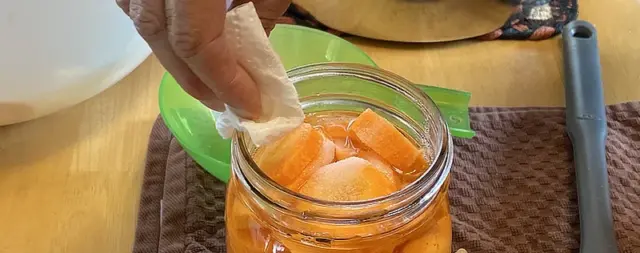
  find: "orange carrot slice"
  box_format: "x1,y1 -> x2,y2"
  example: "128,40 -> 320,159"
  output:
348,109 -> 427,173
298,157 -> 398,201
288,135 -> 336,190
305,114 -> 357,161
401,214 -> 452,253
323,124 -> 349,140
255,123 -> 324,186
305,114 -> 352,139
334,138 -> 358,160
357,150 -> 400,187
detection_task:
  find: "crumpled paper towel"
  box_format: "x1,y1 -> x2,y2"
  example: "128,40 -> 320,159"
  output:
213,2 -> 304,146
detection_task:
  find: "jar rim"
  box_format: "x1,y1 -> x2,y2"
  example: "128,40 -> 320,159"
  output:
233,62 -> 452,219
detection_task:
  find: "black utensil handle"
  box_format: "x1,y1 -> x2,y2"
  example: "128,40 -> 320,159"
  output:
563,20 -> 618,253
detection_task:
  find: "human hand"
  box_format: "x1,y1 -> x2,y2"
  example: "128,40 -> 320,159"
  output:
116,0 -> 291,118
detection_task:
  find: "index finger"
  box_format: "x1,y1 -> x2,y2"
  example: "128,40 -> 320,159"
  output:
166,0 -> 262,118
125,0 -> 225,111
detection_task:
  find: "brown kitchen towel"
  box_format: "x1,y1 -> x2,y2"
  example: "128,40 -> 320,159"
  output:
133,102 -> 640,253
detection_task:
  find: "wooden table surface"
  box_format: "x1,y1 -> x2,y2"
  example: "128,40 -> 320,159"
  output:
1,1 -> 639,252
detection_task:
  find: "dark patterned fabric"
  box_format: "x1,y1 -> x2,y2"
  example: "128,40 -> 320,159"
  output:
277,0 -> 578,41
133,102 -> 640,253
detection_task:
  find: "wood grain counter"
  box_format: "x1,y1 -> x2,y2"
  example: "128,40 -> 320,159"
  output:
1,0 -> 638,252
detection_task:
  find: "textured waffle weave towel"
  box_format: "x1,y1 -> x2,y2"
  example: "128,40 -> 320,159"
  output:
133,102 -> 640,253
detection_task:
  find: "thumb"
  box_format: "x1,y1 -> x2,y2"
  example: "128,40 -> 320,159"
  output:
167,0 -> 262,119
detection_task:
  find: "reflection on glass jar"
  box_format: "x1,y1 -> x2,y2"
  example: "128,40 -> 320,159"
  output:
225,63 -> 454,252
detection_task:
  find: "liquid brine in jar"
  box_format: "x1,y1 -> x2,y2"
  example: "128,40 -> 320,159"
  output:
225,63 -> 454,253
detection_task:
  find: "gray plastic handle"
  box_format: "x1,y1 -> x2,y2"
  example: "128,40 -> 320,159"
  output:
562,20 -> 618,253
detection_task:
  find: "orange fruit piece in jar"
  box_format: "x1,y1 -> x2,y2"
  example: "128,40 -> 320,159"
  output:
348,109 -> 427,173
305,114 -> 352,136
357,150 -> 400,187
255,123 -> 325,188
334,138 -> 358,160
288,134 -> 336,191
298,157 -> 399,201
323,124 -> 349,140
226,191 -> 273,253
400,214 -> 452,253
322,124 -> 358,161
305,113 -> 358,161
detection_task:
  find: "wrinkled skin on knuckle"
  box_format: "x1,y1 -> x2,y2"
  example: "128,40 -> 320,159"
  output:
167,28 -> 206,59
167,0 -> 224,58
115,0 -> 130,13
129,1 -> 165,39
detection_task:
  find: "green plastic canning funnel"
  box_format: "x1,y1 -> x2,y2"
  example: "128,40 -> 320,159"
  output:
158,24 -> 474,183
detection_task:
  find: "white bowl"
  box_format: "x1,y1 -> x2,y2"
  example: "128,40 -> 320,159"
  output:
0,0 -> 151,126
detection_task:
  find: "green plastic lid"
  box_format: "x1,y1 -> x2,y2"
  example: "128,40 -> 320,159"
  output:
417,85 -> 475,139
158,24 -> 474,182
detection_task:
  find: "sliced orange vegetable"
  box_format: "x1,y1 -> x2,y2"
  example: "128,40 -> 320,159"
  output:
401,214 -> 452,253
288,135 -> 336,191
255,123 -> 324,187
323,124 -> 349,140
348,109 -> 427,173
357,150 -> 400,187
305,113 -> 358,161
226,185 -> 272,253
334,138 -> 358,160
305,113 -> 352,139
298,157 -> 398,201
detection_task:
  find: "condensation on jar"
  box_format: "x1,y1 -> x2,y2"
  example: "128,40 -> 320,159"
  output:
225,63 -> 454,253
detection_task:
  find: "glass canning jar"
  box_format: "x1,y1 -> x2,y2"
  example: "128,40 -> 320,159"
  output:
225,63 -> 454,253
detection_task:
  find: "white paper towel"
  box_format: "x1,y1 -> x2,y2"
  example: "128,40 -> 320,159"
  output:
213,2 -> 304,146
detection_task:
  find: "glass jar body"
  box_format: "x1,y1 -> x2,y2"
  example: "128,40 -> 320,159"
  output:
224,63 -> 454,253
226,177 -> 452,252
